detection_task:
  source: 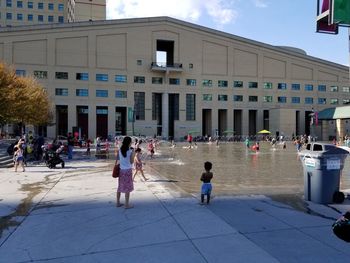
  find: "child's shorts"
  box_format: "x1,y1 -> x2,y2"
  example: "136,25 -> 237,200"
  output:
201,183 -> 212,195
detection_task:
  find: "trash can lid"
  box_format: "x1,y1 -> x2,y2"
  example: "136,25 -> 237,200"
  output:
300,143 -> 349,157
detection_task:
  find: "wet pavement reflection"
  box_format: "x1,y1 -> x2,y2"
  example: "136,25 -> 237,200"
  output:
147,142 -> 350,199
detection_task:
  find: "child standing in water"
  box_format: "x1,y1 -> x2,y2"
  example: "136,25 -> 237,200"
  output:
133,148 -> 148,182
200,161 -> 213,205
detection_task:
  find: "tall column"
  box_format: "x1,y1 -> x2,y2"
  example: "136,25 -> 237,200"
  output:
321,120 -> 329,141
108,105 -> 115,138
242,109 -> 249,136
67,104 -> 77,135
162,92 -> 169,139
89,105 -> 96,140
336,119 -> 345,141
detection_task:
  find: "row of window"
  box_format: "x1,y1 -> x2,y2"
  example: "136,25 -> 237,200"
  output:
55,87 -> 349,106
56,88 -> 127,98
16,70 -> 350,93
5,1 -> 64,11
5,13 -> 64,22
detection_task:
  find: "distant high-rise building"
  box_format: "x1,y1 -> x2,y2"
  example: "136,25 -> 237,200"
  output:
0,0 -> 106,27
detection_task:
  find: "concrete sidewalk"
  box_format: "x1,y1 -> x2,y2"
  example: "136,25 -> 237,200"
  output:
1,159 -> 350,263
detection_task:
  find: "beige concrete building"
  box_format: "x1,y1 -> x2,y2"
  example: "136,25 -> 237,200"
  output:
0,16 -> 349,140
0,0 -> 105,27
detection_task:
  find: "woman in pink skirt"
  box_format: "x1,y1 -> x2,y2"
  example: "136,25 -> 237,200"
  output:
116,136 -> 135,209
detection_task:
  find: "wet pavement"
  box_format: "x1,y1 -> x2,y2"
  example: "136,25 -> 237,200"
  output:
148,141 -> 350,197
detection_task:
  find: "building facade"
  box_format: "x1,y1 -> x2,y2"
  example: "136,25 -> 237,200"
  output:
0,17 -> 349,140
0,0 -> 105,27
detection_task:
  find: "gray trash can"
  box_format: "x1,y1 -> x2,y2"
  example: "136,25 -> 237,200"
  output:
299,143 -> 349,204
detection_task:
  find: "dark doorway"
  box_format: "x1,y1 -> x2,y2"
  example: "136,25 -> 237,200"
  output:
77,106 -> 89,139
234,110 -> 242,135
168,94 -> 179,140
157,40 -> 174,66
115,107 -> 127,136
152,93 -> 162,136
56,105 -> 68,136
263,110 -> 269,130
218,109 -> 227,136
305,111 -> 313,136
96,106 -> 108,139
202,109 -> 212,137
249,110 -> 257,135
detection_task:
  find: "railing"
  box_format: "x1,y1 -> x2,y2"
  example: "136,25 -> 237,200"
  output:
151,62 -> 183,71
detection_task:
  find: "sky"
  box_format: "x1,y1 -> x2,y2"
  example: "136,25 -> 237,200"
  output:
105,0 -> 349,66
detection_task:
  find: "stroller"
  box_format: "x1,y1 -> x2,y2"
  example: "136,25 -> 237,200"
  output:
42,144 -> 65,169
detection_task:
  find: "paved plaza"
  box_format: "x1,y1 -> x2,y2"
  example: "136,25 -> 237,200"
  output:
1,154 -> 350,262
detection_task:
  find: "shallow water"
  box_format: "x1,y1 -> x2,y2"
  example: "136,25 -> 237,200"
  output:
147,141 -> 350,198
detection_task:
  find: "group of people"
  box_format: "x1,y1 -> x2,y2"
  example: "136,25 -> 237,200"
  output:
113,136 -> 214,208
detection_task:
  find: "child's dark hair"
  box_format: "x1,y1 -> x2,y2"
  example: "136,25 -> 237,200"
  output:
135,147 -> 142,153
204,161 -> 212,171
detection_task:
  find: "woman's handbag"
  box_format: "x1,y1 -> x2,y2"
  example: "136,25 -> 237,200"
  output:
112,163 -> 120,178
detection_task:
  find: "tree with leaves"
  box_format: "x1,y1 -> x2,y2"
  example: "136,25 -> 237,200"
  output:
0,62 -> 52,134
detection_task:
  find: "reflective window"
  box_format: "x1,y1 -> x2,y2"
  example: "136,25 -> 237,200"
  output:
96,74 -> 108,81
233,95 -> 243,102
34,70 -> 47,79
330,86 -> 339,92
38,2 -> 44,9
134,76 -> 145,83
96,90 -> 108,97
291,97 -> 300,104
115,90 -> 127,98
278,83 -> 287,90
186,79 -> 196,86
218,80 -> 228,88
330,98 -> 339,104
249,96 -> 258,102
55,88 -> 68,96
202,79 -> 212,87
248,82 -> 258,88
263,96 -> 273,102
318,98 -> 327,104
218,95 -> 228,101
278,96 -> 287,103
115,75 -> 127,83
58,3 -> 64,11
291,83 -> 300,90
233,81 -> 243,88
76,73 -> 89,80
169,78 -> 180,85
55,72 -> 68,79
318,85 -> 326,92
264,82 -> 272,89
48,3 -> 54,10
203,94 -> 212,101
305,84 -> 313,91
76,89 -> 88,97
15,70 -> 26,76
305,97 -> 314,104
152,77 -> 163,84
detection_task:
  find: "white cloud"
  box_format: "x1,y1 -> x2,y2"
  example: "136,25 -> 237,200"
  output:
253,0 -> 268,8
106,0 -> 238,27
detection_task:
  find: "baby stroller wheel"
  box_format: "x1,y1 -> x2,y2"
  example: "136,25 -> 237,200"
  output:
61,161 -> 65,168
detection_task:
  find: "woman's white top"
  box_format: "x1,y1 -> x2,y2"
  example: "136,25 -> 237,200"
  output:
118,149 -> 133,170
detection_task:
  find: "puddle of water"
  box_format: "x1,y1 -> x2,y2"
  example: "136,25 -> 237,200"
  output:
145,141 -> 350,209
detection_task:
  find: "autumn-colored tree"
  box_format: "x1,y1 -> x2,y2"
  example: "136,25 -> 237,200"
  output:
0,63 -> 17,125
0,62 -> 52,130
